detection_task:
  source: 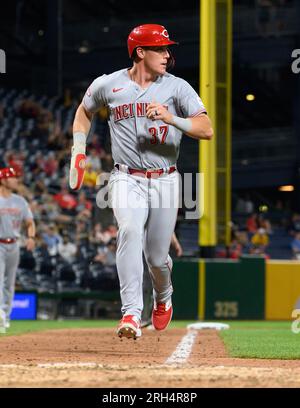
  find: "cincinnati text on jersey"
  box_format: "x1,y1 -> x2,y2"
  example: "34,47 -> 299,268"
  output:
111,102 -> 168,122
0,208 -> 22,216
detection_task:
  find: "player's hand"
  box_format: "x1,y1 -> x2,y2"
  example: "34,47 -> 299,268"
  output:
174,242 -> 183,257
69,143 -> 86,190
146,102 -> 173,124
26,237 -> 35,252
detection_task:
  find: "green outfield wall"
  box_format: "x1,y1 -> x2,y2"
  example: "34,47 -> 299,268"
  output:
172,256 -> 300,320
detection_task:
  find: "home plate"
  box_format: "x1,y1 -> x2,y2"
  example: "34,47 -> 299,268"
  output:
186,322 -> 230,330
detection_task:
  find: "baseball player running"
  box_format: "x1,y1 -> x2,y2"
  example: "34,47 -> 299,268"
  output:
70,24 -> 213,339
0,167 -> 36,333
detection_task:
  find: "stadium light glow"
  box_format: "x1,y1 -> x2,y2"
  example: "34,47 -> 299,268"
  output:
78,41 -> 90,54
279,185 -> 294,192
246,94 -> 255,101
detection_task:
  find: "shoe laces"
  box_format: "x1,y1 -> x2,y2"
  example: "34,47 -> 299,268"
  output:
154,303 -> 167,316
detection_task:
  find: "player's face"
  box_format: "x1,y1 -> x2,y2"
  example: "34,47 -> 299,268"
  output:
3,177 -> 18,190
143,46 -> 170,75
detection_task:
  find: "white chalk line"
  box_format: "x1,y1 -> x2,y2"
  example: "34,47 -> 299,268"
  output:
0,362 -> 103,369
164,329 -> 198,365
38,362 -> 99,368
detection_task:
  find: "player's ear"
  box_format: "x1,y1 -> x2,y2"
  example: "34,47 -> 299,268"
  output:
135,47 -> 145,60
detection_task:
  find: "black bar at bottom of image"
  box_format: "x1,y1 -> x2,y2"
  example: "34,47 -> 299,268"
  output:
0,388 -> 299,406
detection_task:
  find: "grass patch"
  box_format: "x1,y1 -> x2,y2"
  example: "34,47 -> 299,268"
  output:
218,321 -> 300,359
0,320 -> 117,337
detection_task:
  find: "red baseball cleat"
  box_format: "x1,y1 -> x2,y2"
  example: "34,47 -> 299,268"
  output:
152,299 -> 173,331
117,315 -> 142,339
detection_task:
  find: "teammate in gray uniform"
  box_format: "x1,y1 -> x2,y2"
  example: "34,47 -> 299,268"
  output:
70,24 -> 213,339
0,167 -> 36,333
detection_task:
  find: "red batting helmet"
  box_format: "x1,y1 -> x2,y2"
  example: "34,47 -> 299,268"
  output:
127,24 -> 178,57
0,167 -> 17,179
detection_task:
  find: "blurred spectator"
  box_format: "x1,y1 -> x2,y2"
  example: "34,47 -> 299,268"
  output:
58,235 -> 77,263
44,152 -> 59,177
65,124 -> 74,142
41,224 -> 62,256
246,213 -> 258,233
89,223 -> 106,245
30,151 -> 46,177
244,194 -> 255,214
235,194 -> 254,214
53,185 -> 77,214
14,179 -> 33,201
288,213 -> 300,236
257,214 -> 272,234
87,133 -> 113,172
30,109 -> 54,142
5,151 -> 24,176
41,194 -> 72,224
47,121 -> 63,151
76,191 -> 92,220
88,133 -> 108,159
228,239 -> 243,259
94,238 -> 117,266
28,200 -> 42,221
235,230 -> 250,248
75,219 -> 90,247
86,148 -> 102,172
101,224 -> 118,244
217,224 -> 248,259
250,228 -> 270,256
17,99 -> 41,119
83,163 -> 98,188
33,179 -> 48,195
291,232 -> 300,260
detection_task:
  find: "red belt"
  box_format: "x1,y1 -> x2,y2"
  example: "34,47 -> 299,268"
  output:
0,238 -> 17,244
115,164 -> 176,179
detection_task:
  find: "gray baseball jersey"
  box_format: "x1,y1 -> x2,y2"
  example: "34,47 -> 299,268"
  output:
83,68 -> 207,169
0,193 -> 33,329
0,194 -> 33,239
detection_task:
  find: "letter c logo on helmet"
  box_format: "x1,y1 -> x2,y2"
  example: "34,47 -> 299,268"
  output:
127,24 -> 178,57
161,29 -> 169,39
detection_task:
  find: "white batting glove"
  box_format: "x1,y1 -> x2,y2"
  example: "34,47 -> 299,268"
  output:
69,143 -> 86,190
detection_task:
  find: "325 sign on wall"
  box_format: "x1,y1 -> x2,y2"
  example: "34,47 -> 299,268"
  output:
214,301 -> 239,318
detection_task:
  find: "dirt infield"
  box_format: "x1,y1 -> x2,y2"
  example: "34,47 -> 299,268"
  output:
0,328 -> 300,387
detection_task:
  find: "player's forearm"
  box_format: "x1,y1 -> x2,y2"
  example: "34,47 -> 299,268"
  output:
73,103 -> 93,144
26,219 -> 36,238
189,116 -> 213,140
70,105 -> 90,189
171,115 -> 213,140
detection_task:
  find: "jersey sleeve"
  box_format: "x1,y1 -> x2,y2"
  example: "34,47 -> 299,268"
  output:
21,198 -> 33,220
176,79 -> 207,118
82,75 -> 107,113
